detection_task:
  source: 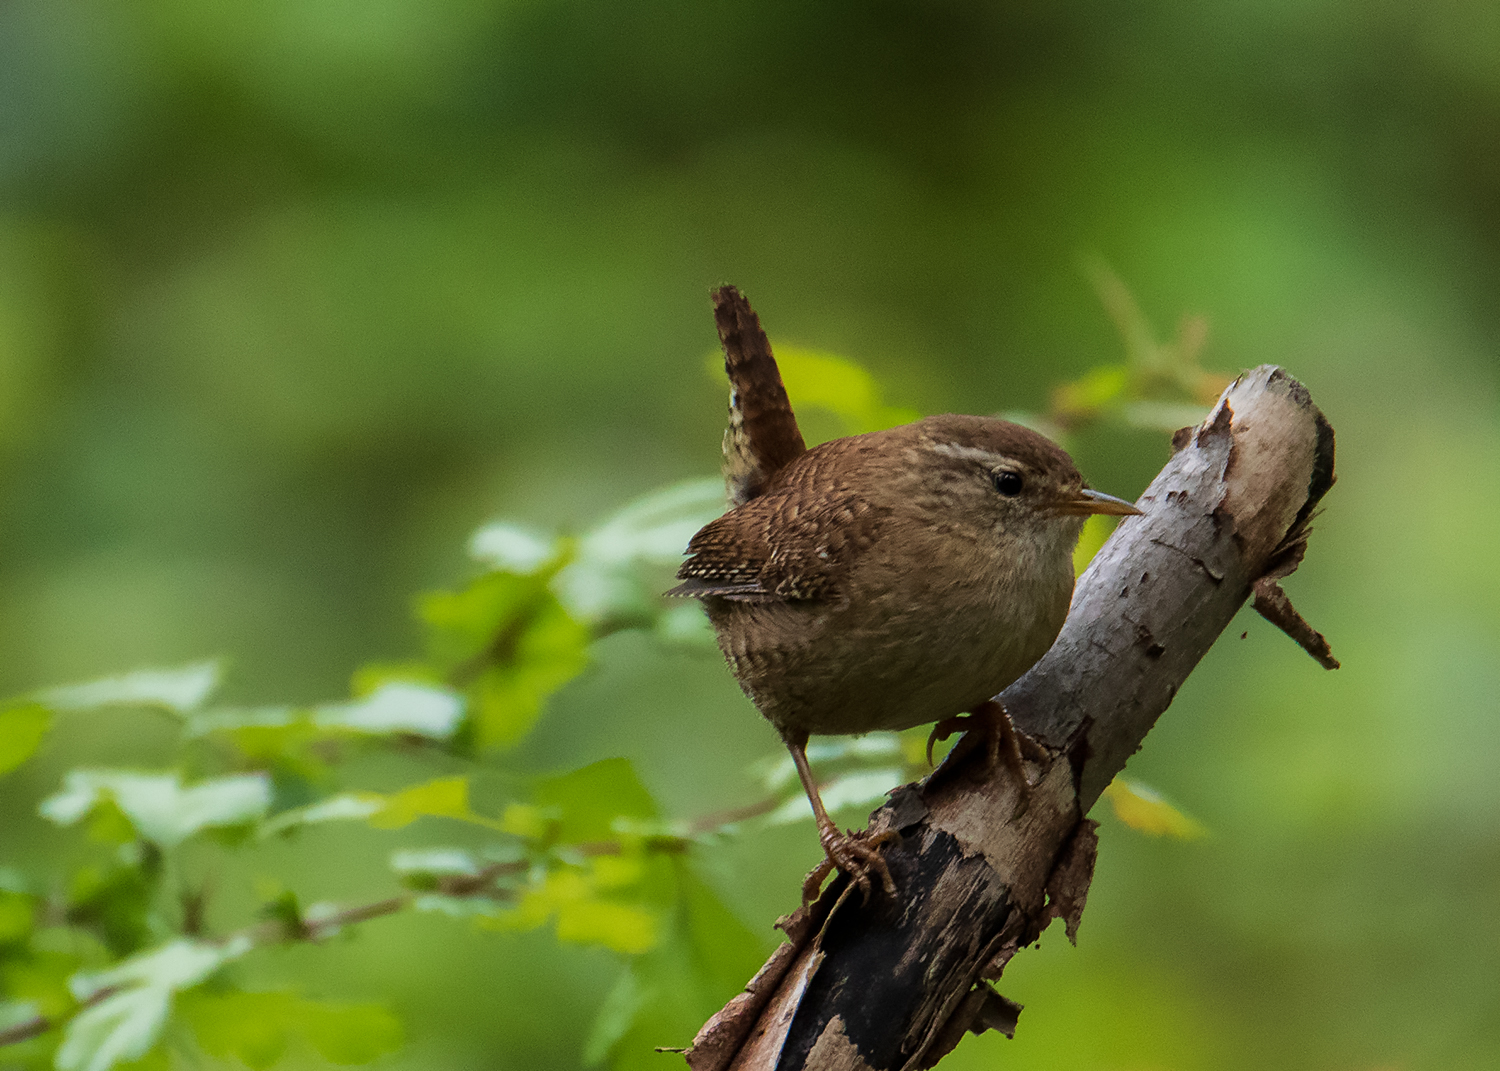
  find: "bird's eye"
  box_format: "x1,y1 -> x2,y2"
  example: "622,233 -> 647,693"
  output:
992,470 -> 1024,497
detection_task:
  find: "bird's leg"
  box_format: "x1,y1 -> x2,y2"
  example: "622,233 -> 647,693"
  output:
782,727 -> 898,903
926,699 -> 1041,798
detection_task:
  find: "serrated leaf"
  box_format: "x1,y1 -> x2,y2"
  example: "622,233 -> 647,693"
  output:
59,938 -> 249,1071
57,985 -> 170,1071
1102,779 -> 1208,839
40,772 -> 271,847
0,704 -> 51,777
313,682 -> 464,739
38,663 -> 221,715
69,937 -> 250,1002
548,478 -> 725,624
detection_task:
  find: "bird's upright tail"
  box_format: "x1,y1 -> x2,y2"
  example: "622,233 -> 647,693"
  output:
712,285 -> 806,505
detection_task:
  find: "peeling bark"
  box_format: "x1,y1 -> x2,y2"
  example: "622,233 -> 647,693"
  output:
687,365 -> 1337,1071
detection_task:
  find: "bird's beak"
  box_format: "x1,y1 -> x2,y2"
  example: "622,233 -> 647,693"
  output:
1054,488 -> 1145,517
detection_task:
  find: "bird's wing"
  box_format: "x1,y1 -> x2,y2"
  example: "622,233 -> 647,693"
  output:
669,480 -> 886,603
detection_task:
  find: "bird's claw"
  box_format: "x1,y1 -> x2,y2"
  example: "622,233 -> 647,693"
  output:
927,700 -> 1040,807
802,827 -> 899,904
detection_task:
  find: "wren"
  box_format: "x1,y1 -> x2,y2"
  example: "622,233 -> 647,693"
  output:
670,286 -> 1142,899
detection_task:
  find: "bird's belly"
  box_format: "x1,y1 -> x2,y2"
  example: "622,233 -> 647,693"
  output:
709,591 -> 1064,737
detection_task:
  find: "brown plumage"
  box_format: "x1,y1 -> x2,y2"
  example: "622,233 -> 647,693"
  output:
714,286 -> 806,506
674,287 -> 1142,899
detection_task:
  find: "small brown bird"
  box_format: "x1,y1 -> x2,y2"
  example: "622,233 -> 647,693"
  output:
671,287 -> 1142,898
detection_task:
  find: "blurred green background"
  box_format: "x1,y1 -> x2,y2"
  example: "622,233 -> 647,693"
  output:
1,1 -> 1499,1069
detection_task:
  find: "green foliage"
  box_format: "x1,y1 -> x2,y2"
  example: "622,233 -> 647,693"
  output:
180,991 -> 403,1069
771,347 -> 920,436
57,938 -> 249,1071
0,705 -> 51,778
64,861 -> 159,958
40,772 -> 272,848
419,568 -> 591,751
0,345 -> 1214,1071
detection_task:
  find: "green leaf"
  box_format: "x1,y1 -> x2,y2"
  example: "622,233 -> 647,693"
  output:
66,863 -> 158,957
420,570 -> 590,750
1102,779 -> 1208,840
4,947 -> 87,1019
0,890 -> 35,944
468,600 -> 590,749
554,897 -> 658,955
365,776 -> 477,829
582,966 -> 649,1067
0,704 -> 51,777
258,793 -> 384,837
181,990 -> 403,1069
772,347 -> 919,436
388,848 -> 481,883
1051,363 -> 1129,423
38,662 -> 221,715
419,570 -> 551,667
56,986 -> 171,1071
466,522 -> 560,575
533,758 -> 658,845
258,777 -> 505,837
58,938 -> 249,1071
591,867 -> 767,1071
551,478 -> 726,624
487,866 -> 660,955
180,990 -> 295,1069
313,681 -> 464,739
301,1000 -> 403,1064
39,771 -> 271,847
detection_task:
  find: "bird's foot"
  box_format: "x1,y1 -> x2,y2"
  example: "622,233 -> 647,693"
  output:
927,700 -> 1043,803
802,825 -> 899,904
